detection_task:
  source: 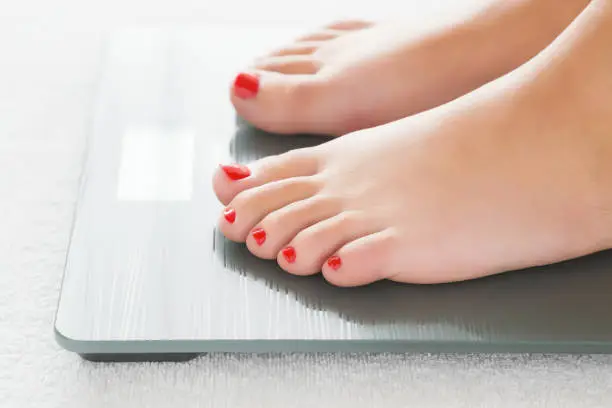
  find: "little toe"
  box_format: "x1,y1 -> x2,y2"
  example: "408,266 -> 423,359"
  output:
213,149 -> 320,205
219,176 -> 321,242
245,195 -> 342,259
278,211 -> 382,276
230,71 -> 334,135
322,230 -> 398,287
254,55 -> 320,75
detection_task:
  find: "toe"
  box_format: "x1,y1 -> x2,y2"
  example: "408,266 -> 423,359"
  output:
213,149 -> 320,205
219,176 -> 322,242
246,195 -> 342,259
230,71 -> 334,135
324,20 -> 373,31
266,41 -> 322,58
321,230 -> 398,287
296,29 -> 343,42
254,55 -> 320,75
278,211 -> 382,276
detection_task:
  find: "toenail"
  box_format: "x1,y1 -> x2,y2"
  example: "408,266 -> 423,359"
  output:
224,207 -> 236,223
327,255 -> 342,271
281,246 -> 296,263
251,228 -> 267,246
233,73 -> 259,99
220,163 -> 251,180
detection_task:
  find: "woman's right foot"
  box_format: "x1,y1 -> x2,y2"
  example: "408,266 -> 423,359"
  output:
231,0 -> 589,136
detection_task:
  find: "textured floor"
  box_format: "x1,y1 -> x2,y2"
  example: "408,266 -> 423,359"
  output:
1,0 -> 612,407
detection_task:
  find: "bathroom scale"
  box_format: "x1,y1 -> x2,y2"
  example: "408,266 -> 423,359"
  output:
54,25 -> 612,362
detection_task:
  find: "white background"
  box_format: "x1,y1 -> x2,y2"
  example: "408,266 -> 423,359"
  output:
1,0 -> 611,406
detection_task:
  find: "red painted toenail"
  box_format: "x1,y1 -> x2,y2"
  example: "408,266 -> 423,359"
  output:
251,228 -> 266,246
233,73 -> 259,99
224,207 -> 236,223
327,255 -> 342,271
220,164 -> 251,180
221,164 -> 251,180
281,246 -> 296,263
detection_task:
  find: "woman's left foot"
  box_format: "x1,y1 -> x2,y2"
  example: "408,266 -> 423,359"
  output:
214,0 -> 612,286
230,0 -> 589,136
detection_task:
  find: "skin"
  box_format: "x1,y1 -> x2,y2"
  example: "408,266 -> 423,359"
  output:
231,0 -> 590,136
215,0 -> 612,287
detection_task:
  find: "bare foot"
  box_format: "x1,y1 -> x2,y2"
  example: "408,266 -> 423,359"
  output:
230,0 -> 589,136
215,0 -> 612,286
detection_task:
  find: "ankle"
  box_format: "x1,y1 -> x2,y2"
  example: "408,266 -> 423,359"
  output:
460,0 -> 590,78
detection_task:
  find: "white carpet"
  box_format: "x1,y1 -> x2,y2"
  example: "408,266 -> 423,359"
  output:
1,0 -> 612,406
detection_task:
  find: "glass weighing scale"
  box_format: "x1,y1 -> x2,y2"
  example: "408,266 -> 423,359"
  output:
54,25 -> 612,362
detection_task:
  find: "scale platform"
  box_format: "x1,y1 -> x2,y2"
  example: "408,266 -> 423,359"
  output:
54,25 -> 612,362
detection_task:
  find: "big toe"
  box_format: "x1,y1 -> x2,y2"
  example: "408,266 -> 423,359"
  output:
212,148 -> 320,205
230,72 -> 339,136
